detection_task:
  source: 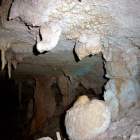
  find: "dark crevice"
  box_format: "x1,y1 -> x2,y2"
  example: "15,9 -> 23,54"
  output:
0,0 -> 2,6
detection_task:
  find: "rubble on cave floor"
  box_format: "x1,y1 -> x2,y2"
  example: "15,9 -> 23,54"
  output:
35,102 -> 140,140
94,102 -> 140,140
0,96 -> 140,140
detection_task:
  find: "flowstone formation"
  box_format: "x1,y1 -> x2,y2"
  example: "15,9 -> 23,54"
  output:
102,40 -> 140,120
75,34 -> 101,60
65,95 -> 111,140
29,75 -> 56,136
56,74 -> 71,107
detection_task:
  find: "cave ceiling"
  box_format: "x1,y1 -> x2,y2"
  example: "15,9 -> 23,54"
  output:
0,0 -> 140,80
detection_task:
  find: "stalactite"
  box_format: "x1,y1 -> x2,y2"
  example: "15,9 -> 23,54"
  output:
5,48 -> 23,78
1,50 -> 7,70
0,40 -> 18,71
75,34 -> 101,60
18,81 -> 22,109
7,59 -> 12,78
36,22 -> 61,53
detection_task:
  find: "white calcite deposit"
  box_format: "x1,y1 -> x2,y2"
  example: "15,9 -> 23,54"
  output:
102,40 -> 140,120
75,34 -> 101,60
65,95 -> 111,140
37,22 -> 61,53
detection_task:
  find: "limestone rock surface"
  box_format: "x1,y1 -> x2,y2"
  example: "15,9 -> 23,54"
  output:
75,34 -> 101,60
94,102 -> 140,140
104,78 -> 140,121
29,76 -> 56,135
37,22 -> 61,53
65,95 -> 111,140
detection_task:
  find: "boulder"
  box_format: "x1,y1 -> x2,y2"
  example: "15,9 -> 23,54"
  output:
65,95 -> 111,140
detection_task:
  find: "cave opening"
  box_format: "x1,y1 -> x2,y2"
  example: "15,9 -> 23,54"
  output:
0,79 -> 19,139
0,58 -> 108,140
0,0 -> 140,139
51,83 -> 62,106
0,78 -> 35,140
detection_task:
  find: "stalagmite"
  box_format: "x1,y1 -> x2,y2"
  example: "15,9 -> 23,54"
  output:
65,95 -> 111,140
102,41 -> 140,120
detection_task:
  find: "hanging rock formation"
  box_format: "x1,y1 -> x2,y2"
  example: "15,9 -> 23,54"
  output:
36,22 -> 61,53
65,95 -> 111,140
5,49 -> 23,78
0,0 -> 140,139
75,34 -> 101,60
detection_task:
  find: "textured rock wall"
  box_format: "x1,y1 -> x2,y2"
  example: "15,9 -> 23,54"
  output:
0,0 -> 140,55
94,102 -> 140,140
7,0 -> 140,51
57,74 -> 71,107
1,0 -> 140,77
29,76 -> 56,135
102,42 -> 140,120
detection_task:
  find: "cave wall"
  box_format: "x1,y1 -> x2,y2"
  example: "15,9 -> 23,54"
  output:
0,0 -> 140,139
